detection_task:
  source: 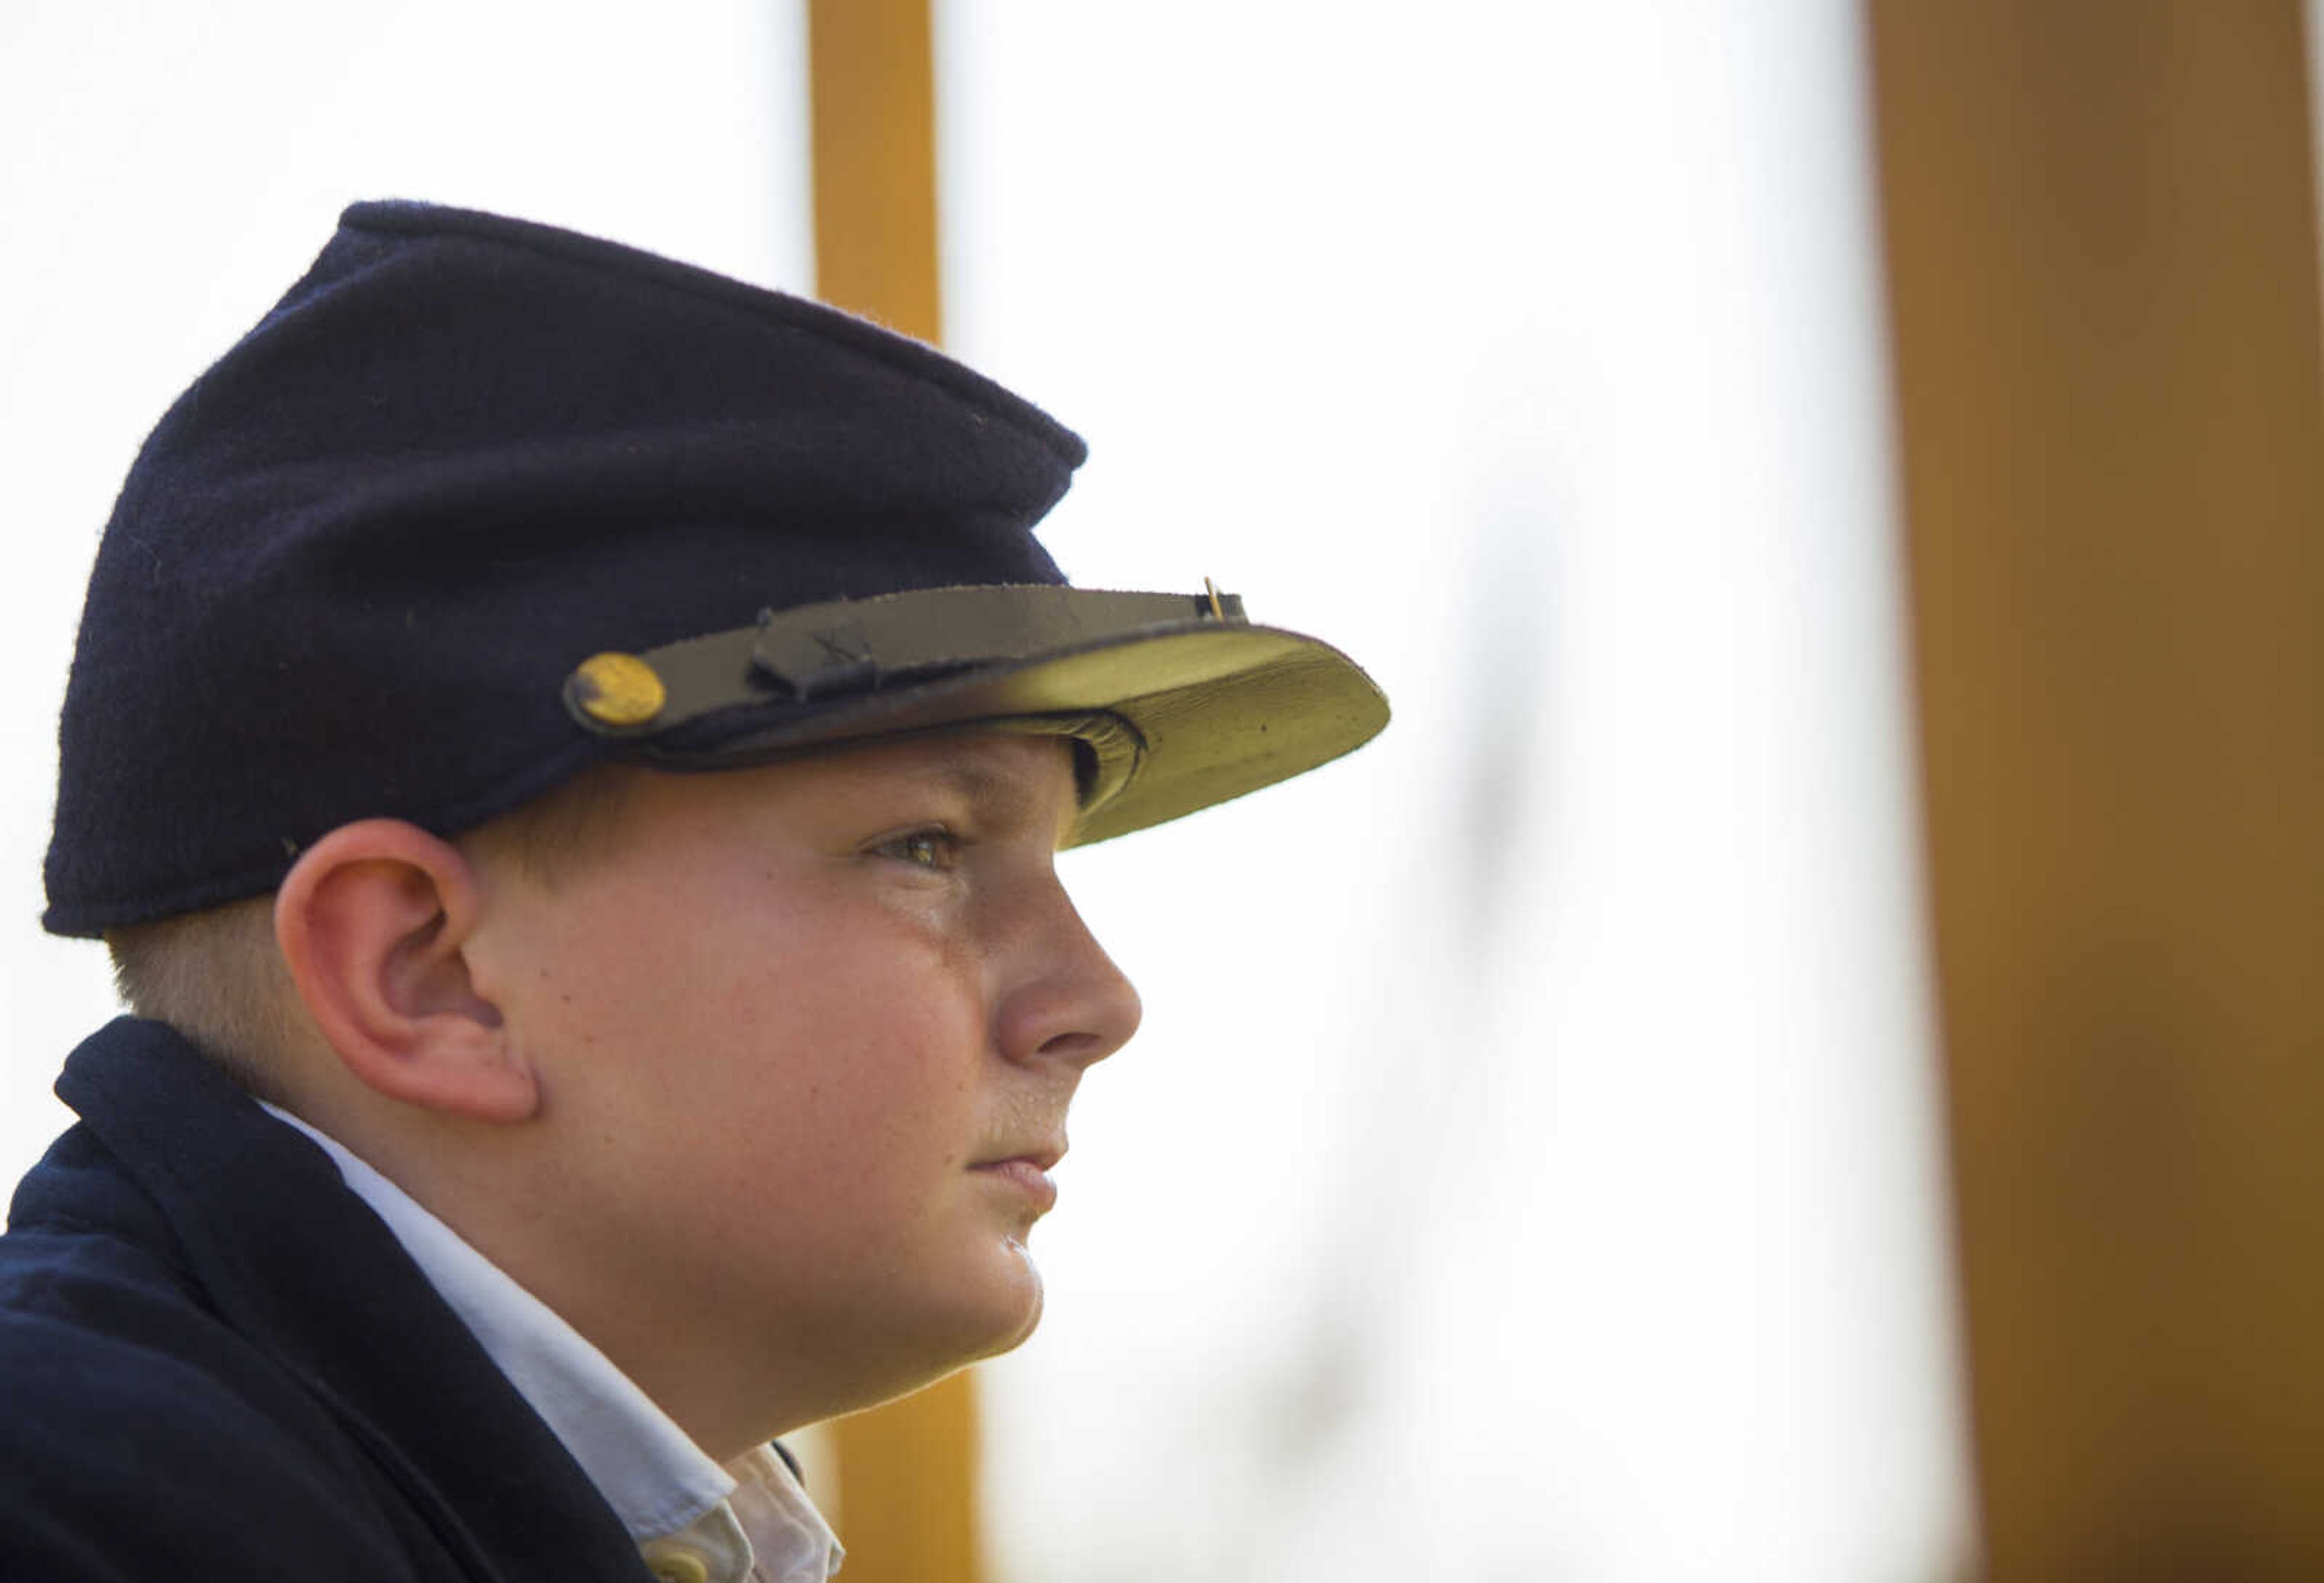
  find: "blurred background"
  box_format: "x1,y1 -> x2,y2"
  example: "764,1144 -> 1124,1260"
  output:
5,5 -> 2319,1581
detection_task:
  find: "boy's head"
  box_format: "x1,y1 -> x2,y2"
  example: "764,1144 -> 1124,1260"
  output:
47,202 -> 1384,1450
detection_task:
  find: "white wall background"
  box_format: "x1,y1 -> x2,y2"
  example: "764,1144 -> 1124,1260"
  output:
1,5 -> 1973,1579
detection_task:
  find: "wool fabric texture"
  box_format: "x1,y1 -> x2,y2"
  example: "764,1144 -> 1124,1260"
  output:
44,201 -> 1084,936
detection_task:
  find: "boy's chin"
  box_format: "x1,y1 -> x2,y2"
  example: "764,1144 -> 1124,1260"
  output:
928,1243 -> 1049,1371
991,1243 -> 1047,1352
954,1240 -> 1048,1359
842,1265 -> 1046,1417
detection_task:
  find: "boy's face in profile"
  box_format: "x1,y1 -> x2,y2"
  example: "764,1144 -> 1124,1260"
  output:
35,203 -> 1385,1495
467,729 -> 1142,1423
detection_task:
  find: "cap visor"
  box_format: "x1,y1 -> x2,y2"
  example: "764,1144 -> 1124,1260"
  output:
642,619 -> 1388,844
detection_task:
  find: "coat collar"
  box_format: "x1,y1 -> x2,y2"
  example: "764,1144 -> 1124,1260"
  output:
49,1016 -> 649,1583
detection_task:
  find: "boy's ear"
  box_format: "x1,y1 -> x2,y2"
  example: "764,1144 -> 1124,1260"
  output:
273,820 -> 537,1123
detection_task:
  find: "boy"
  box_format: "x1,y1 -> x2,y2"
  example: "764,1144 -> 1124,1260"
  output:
0,202 -> 1384,1581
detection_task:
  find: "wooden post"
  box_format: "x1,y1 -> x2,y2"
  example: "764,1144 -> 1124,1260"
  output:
1866,4 -> 2324,1577
807,0 -> 944,343
805,3 -> 983,1579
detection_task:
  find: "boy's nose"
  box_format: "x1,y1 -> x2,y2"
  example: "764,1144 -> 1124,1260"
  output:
996,891 -> 1143,1073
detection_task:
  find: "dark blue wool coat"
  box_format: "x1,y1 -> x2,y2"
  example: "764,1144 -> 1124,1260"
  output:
0,1018 -> 663,1581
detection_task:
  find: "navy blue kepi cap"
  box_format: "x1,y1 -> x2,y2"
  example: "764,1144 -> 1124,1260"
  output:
44,201 -> 1386,937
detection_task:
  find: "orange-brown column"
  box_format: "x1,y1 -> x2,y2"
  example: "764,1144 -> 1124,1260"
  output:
1866,4 -> 2324,1578
806,2 -> 982,1579
809,0 -> 944,343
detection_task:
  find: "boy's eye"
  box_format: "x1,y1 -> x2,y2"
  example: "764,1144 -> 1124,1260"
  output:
870,828 -> 960,871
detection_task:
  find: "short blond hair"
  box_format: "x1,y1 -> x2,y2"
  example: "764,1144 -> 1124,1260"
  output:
105,763 -> 644,1089
106,895 -> 298,1099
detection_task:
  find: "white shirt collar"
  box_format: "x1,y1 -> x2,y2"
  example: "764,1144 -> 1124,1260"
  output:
261,1104 -> 843,1583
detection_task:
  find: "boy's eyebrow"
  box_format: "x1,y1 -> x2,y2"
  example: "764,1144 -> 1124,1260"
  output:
912,744 -> 1078,838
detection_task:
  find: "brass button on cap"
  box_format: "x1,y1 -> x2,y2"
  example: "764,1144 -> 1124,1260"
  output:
569,651 -> 666,729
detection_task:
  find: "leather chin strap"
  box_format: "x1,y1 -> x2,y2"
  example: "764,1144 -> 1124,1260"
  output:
563,583 -> 1245,738
560,584 -> 1244,818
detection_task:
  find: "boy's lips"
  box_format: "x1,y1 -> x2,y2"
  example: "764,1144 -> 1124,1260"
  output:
970,1141 -> 1066,1211
971,1139 -> 1066,1172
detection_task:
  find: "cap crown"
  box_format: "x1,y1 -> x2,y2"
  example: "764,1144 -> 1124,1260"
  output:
45,202 -> 1085,935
